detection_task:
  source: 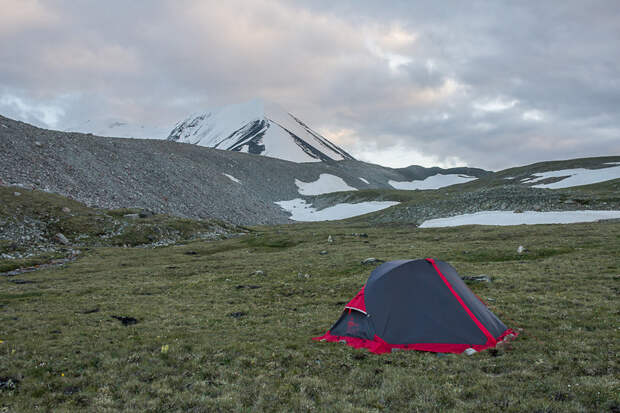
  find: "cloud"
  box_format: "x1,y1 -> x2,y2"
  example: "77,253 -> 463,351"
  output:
0,92 -> 66,128
0,0 -> 618,169
0,0 -> 59,35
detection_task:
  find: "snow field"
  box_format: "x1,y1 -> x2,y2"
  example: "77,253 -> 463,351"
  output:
295,174 -> 357,195
275,198 -> 399,221
419,210 -> 620,228
522,164 -> 620,189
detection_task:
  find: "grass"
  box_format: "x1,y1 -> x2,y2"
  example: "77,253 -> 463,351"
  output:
1,220 -> 619,412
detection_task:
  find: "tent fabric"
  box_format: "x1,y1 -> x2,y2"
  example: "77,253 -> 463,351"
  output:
313,258 -> 517,354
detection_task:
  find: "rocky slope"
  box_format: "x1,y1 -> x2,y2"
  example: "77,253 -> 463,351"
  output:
0,115 -> 488,225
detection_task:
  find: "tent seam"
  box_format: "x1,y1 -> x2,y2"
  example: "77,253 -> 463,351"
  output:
425,258 -> 496,345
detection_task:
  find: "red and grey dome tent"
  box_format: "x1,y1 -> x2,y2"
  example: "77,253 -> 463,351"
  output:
313,259 -> 516,354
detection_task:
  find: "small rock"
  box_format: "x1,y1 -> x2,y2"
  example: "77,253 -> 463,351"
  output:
250,270 -> 266,276
517,245 -> 526,254
514,209 -> 523,213
61,207 -> 71,213
139,209 -> 154,218
184,250 -> 198,255
297,272 -> 311,279
63,386 -> 80,395
34,141 -> 43,147
228,312 -> 247,318
123,213 -> 140,219
327,235 -> 333,243
81,308 -> 100,314
8,279 -> 36,284
361,257 -> 384,265
54,233 -> 70,245
463,348 -> 477,356
319,250 -> 328,255
461,275 -> 492,283
0,376 -> 20,390
13,191 -> 21,197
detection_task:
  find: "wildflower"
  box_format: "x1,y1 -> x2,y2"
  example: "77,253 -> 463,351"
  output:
161,344 -> 169,354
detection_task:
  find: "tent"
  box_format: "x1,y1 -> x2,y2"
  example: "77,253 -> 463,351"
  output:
313,258 -> 516,354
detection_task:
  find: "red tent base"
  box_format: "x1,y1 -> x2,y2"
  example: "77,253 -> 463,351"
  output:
312,329 -> 518,355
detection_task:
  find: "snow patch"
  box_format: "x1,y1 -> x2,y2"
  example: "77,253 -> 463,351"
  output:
359,177 -> 370,184
419,210 -> 620,228
275,198 -> 399,221
295,174 -> 357,195
389,174 -> 477,190
222,173 -> 241,184
522,165 -> 620,189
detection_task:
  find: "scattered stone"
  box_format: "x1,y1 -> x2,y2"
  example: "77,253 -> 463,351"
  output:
517,245 -> 526,254
81,308 -> 100,314
123,213 -> 140,219
138,209 -> 155,218
463,348 -> 477,356
0,376 -> 20,390
8,279 -> 37,284
63,386 -> 80,395
327,235 -> 333,243
514,209 -> 523,213
34,141 -> 43,147
249,270 -> 265,277
13,191 -> 21,197
61,207 -> 71,213
461,275 -> 492,283
53,233 -> 70,245
319,250 -> 328,255
228,311 -> 247,318
352,233 -> 368,238
111,315 -> 138,326
184,250 -> 198,255
361,257 -> 384,265
297,272 -> 311,279
235,285 -> 261,290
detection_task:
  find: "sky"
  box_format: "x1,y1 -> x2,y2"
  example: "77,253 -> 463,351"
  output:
1,0 -> 619,170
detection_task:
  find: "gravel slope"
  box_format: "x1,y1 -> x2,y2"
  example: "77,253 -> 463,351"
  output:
0,115 -> 488,225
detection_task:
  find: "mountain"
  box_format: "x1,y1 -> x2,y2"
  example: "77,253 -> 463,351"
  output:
166,99 -> 355,163
0,114 -> 489,225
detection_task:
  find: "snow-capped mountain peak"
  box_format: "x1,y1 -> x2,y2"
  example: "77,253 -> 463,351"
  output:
167,99 -> 355,163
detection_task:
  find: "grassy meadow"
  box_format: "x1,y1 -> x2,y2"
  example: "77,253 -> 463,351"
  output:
1,220 -> 619,412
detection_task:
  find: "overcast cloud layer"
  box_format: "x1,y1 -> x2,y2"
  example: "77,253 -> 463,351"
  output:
1,0 -> 619,170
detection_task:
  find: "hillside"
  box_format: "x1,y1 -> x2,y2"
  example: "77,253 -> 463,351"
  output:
0,186 -> 240,274
0,115 -> 487,225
